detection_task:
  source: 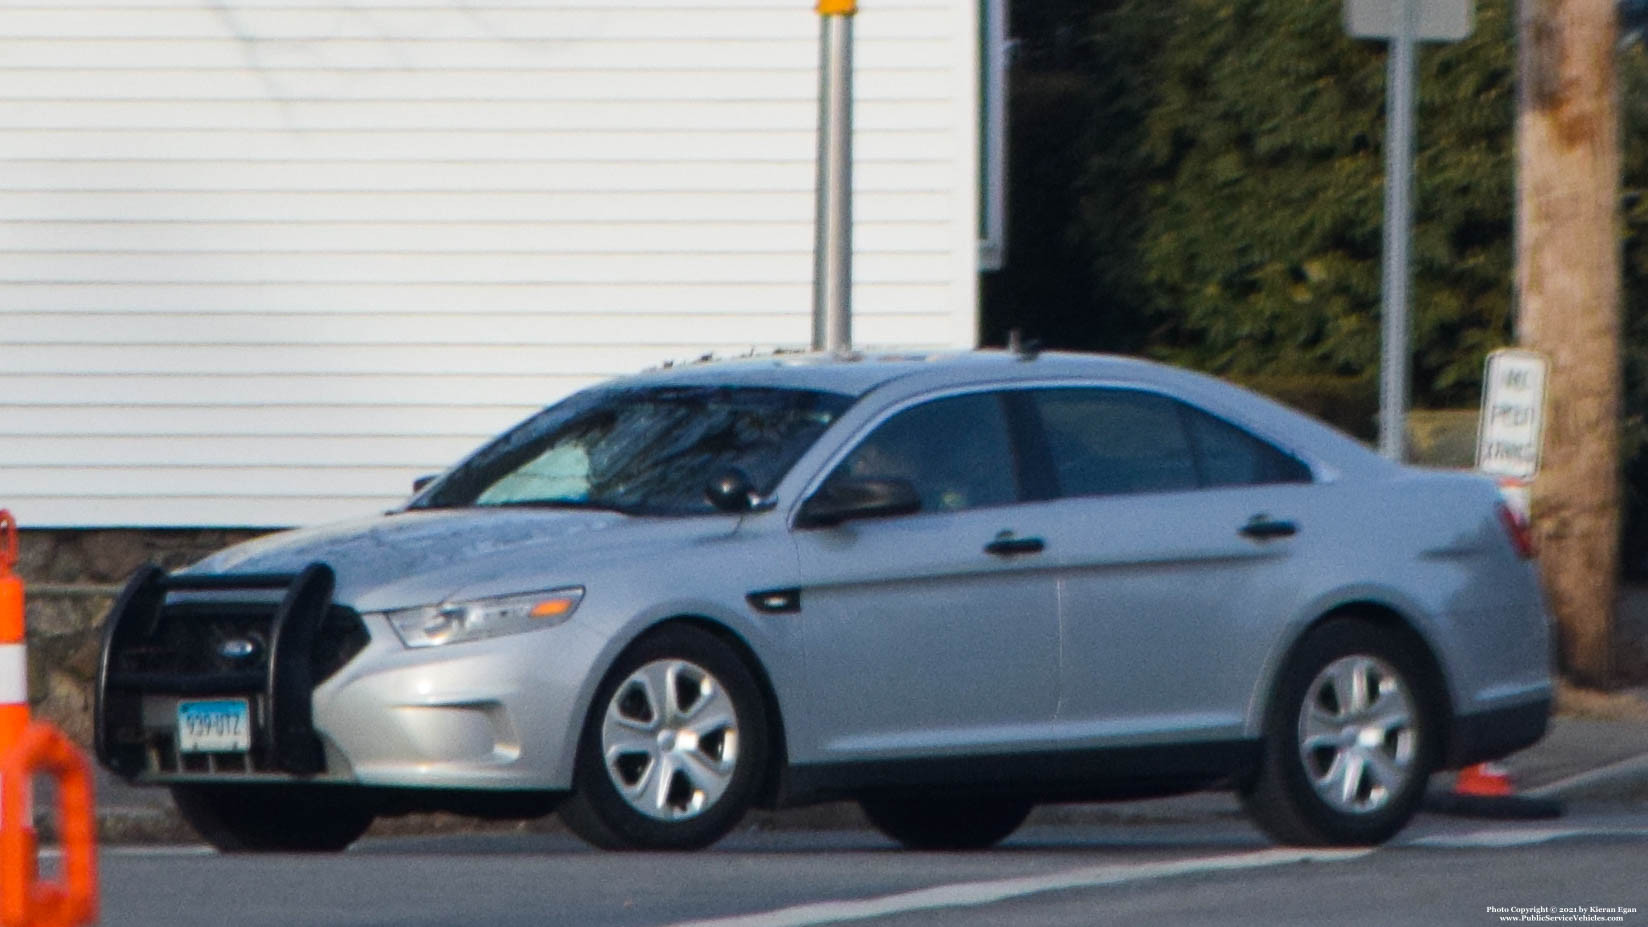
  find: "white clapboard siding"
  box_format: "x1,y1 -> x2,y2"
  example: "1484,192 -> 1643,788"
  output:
0,252 -> 954,284
0,282 -> 954,314
0,8 -> 944,40
4,312 -> 948,345
0,161 -> 944,192
0,100 -> 950,132
0,130 -> 955,163
3,375 -> 595,407
0,69 -> 956,102
0,0 -> 980,528
0,222 -> 948,255
0,192 -> 953,223
0,39 -> 955,71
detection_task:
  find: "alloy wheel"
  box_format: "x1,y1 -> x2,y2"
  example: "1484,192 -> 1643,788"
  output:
600,658 -> 741,821
1296,654 -> 1417,815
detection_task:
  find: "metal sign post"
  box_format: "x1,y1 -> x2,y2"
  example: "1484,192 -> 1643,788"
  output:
1345,0 -> 1472,460
813,0 -> 856,354
1378,0 -> 1419,461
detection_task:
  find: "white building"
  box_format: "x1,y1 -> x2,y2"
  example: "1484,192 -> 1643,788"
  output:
0,0 -> 1006,528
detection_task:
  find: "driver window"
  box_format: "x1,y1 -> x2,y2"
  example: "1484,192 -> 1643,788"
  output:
827,392 -> 1017,514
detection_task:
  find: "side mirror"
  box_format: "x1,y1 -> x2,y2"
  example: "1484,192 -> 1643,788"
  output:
797,478 -> 921,528
412,474 -> 439,493
705,467 -> 759,513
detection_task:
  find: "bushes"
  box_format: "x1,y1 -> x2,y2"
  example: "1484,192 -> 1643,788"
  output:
985,0 -> 1648,577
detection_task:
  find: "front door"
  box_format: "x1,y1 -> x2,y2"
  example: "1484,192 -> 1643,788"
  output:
789,390 -> 1061,764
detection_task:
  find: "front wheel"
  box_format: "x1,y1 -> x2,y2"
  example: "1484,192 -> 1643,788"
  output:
1241,619 -> 1439,846
860,795 -> 1032,850
169,784 -> 375,852
559,626 -> 769,850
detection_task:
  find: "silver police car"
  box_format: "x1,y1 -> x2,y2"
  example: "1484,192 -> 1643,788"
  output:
95,350 -> 1552,851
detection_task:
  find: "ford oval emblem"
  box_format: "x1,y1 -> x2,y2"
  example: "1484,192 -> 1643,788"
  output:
219,638 -> 260,661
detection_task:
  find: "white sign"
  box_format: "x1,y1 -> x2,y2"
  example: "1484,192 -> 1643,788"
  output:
1476,349 -> 1549,481
1345,0 -> 1473,41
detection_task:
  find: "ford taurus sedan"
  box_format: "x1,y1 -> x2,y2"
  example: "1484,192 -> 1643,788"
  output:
95,350 -> 1553,852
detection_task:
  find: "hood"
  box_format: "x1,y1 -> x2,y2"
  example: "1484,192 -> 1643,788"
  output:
185,507 -> 726,612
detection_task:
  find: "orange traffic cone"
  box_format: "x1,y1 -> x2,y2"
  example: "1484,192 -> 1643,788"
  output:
1425,760 -> 1562,819
0,509 -> 100,927
1454,762 -> 1516,797
0,511 -> 25,762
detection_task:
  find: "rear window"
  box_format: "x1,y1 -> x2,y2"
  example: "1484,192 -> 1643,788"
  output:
1027,387 -> 1311,498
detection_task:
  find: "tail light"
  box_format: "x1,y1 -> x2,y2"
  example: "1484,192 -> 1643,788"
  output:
1497,501 -> 1536,559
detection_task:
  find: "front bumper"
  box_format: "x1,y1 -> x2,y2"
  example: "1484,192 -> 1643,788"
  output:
97,564 -> 605,792
310,614 -> 604,789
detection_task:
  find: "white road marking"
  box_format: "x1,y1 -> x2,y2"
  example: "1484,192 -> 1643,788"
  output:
665,847 -> 1373,927
1525,754 -> 1648,799
1408,825 -> 1648,849
1406,827 -> 1588,848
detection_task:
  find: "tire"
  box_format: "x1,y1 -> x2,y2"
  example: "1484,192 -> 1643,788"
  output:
859,794 -> 1032,850
1241,619 -> 1440,846
169,784 -> 375,852
559,625 -> 769,851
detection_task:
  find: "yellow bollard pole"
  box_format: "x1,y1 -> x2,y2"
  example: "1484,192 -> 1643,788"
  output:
812,0 -> 856,353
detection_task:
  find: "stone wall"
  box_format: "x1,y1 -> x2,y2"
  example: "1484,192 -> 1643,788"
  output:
17,528 -> 272,745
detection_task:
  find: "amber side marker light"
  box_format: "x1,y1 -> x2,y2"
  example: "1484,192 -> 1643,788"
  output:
531,598 -> 577,619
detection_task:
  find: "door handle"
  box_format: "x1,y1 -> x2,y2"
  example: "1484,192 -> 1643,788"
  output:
1239,516 -> 1298,540
985,533 -> 1045,556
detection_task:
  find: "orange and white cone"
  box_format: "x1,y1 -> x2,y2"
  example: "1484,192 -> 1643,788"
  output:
0,510 -> 28,847
0,509 -> 99,927
0,510 -> 26,770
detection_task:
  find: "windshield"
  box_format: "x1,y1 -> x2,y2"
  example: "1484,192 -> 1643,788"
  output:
413,385 -> 854,516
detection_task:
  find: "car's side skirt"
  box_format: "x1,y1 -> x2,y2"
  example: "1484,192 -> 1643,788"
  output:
782,739 -> 1261,806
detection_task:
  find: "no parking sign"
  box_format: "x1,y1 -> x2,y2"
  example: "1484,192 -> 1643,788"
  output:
1476,349 -> 1549,482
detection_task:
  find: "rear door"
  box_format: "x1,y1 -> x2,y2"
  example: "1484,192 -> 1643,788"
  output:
1022,386 -> 1318,745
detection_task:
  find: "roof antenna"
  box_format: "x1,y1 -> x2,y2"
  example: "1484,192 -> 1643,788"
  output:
1006,328 -> 1041,361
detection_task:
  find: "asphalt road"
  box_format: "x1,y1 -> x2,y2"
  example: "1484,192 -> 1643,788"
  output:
81,802 -> 1648,927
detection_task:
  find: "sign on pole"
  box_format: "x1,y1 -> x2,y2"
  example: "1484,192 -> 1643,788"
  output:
1344,0 -> 1473,41
1344,0 -> 1473,462
1476,348 -> 1550,481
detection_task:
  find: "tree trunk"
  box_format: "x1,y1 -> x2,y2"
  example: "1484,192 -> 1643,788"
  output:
1516,0 -> 1622,687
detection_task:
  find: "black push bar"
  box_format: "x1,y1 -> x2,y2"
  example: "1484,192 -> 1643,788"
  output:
94,563 -> 336,778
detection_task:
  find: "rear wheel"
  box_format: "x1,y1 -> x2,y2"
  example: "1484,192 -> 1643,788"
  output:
859,795 -> 1032,850
1241,619 -> 1439,846
559,625 -> 769,850
169,784 -> 375,852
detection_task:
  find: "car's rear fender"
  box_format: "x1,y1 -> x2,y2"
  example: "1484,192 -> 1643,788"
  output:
1244,594 -> 1455,755
1246,470 -> 1552,745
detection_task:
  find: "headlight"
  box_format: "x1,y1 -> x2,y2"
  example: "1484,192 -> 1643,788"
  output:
384,587 -> 584,649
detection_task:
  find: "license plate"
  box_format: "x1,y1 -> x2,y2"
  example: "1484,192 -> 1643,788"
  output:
177,699 -> 251,753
